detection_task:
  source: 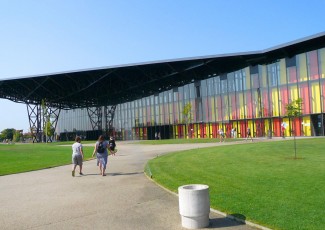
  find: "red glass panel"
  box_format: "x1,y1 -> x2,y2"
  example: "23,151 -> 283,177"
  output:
299,83 -> 310,114
280,86 -> 288,116
246,91 -> 252,118
231,94 -> 237,119
216,96 -> 222,120
288,67 -> 297,83
273,118 -> 281,136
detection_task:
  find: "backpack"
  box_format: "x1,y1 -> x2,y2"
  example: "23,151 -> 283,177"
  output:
109,140 -> 115,148
97,141 -> 105,153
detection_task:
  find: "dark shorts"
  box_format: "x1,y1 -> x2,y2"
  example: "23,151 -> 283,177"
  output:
72,154 -> 83,166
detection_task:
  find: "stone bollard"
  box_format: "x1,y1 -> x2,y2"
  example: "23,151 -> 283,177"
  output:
178,184 -> 210,229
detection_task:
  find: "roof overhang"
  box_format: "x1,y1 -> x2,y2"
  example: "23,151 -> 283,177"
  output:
1,32 -> 325,109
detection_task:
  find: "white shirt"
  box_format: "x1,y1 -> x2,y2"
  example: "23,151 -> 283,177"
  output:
72,142 -> 83,155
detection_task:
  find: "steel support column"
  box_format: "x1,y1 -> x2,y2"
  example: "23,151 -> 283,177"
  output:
44,107 -> 61,142
104,105 -> 116,137
27,104 -> 61,143
87,107 -> 103,131
27,104 -> 42,143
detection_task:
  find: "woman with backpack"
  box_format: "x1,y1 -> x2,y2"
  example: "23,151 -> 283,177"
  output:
92,135 -> 109,176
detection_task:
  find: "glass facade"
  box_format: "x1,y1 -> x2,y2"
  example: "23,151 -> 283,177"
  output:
57,47 -> 325,140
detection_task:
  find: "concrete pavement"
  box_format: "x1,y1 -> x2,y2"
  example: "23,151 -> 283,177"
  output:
0,140 -> 267,230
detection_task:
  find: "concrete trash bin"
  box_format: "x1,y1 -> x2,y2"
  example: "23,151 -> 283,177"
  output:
178,184 -> 210,229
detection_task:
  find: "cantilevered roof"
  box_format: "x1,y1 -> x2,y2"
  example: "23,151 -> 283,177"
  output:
1,32 -> 325,109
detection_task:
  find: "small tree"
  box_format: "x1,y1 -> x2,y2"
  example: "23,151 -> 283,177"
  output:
13,130 -> 22,142
182,102 -> 193,138
285,98 -> 303,159
45,120 -> 54,140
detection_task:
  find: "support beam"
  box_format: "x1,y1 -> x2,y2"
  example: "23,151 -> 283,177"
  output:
104,105 -> 117,137
44,107 -> 61,142
27,103 -> 61,143
87,107 -> 103,131
27,104 -> 42,143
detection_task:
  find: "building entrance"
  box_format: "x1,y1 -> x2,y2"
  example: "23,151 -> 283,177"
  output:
310,114 -> 324,136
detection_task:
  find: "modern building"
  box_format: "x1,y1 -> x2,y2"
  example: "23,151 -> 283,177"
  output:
56,33 -> 325,140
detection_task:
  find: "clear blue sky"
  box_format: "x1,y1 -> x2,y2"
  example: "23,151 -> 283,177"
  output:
0,0 -> 324,132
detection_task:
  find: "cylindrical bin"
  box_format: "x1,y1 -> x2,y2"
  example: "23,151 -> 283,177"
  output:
178,184 -> 210,229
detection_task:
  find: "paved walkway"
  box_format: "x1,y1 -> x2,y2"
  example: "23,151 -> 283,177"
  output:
0,140 -> 271,230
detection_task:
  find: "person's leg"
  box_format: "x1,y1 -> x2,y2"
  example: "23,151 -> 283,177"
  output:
72,164 -> 77,177
79,164 -> 83,175
77,155 -> 83,175
102,156 -> 108,176
72,155 -> 77,177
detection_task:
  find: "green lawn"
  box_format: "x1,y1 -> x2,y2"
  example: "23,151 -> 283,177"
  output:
147,138 -> 325,230
0,142 -> 94,176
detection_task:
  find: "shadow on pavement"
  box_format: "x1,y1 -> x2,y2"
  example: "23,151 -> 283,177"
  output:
209,216 -> 246,228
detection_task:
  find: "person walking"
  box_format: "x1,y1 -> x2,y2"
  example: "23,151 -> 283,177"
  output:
71,136 -> 84,177
246,127 -> 253,141
218,128 -> 225,142
108,136 -> 117,156
233,127 -> 237,138
92,135 -> 109,176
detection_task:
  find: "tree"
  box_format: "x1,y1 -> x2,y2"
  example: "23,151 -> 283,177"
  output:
45,120 -> 55,138
182,102 -> 193,138
285,98 -> 303,159
41,99 -> 54,142
13,130 -> 22,142
0,128 -> 15,141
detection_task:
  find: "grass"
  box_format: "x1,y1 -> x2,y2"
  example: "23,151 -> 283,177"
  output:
0,142 -> 95,176
147,138 -> 325,230
2,138 -> 324,229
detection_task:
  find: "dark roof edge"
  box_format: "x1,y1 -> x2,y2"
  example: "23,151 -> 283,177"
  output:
2,31 -> 325,81
263,31 -> 325,53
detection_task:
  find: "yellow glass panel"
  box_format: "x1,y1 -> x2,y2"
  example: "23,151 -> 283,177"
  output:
247,120 -> 254,137
210,98 -> 215,122
298,53 -> 308,82
272,89 -> 279,116
302,116 -> 311,136
264,119 -> 269,135
319,48 -> 325,78
209,124 -> 213,138
223,95 -> 229,121
197,124 -> 201,138
289,85 -> 298,101
237,92 -> 245,119
311,83 -> 321,113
